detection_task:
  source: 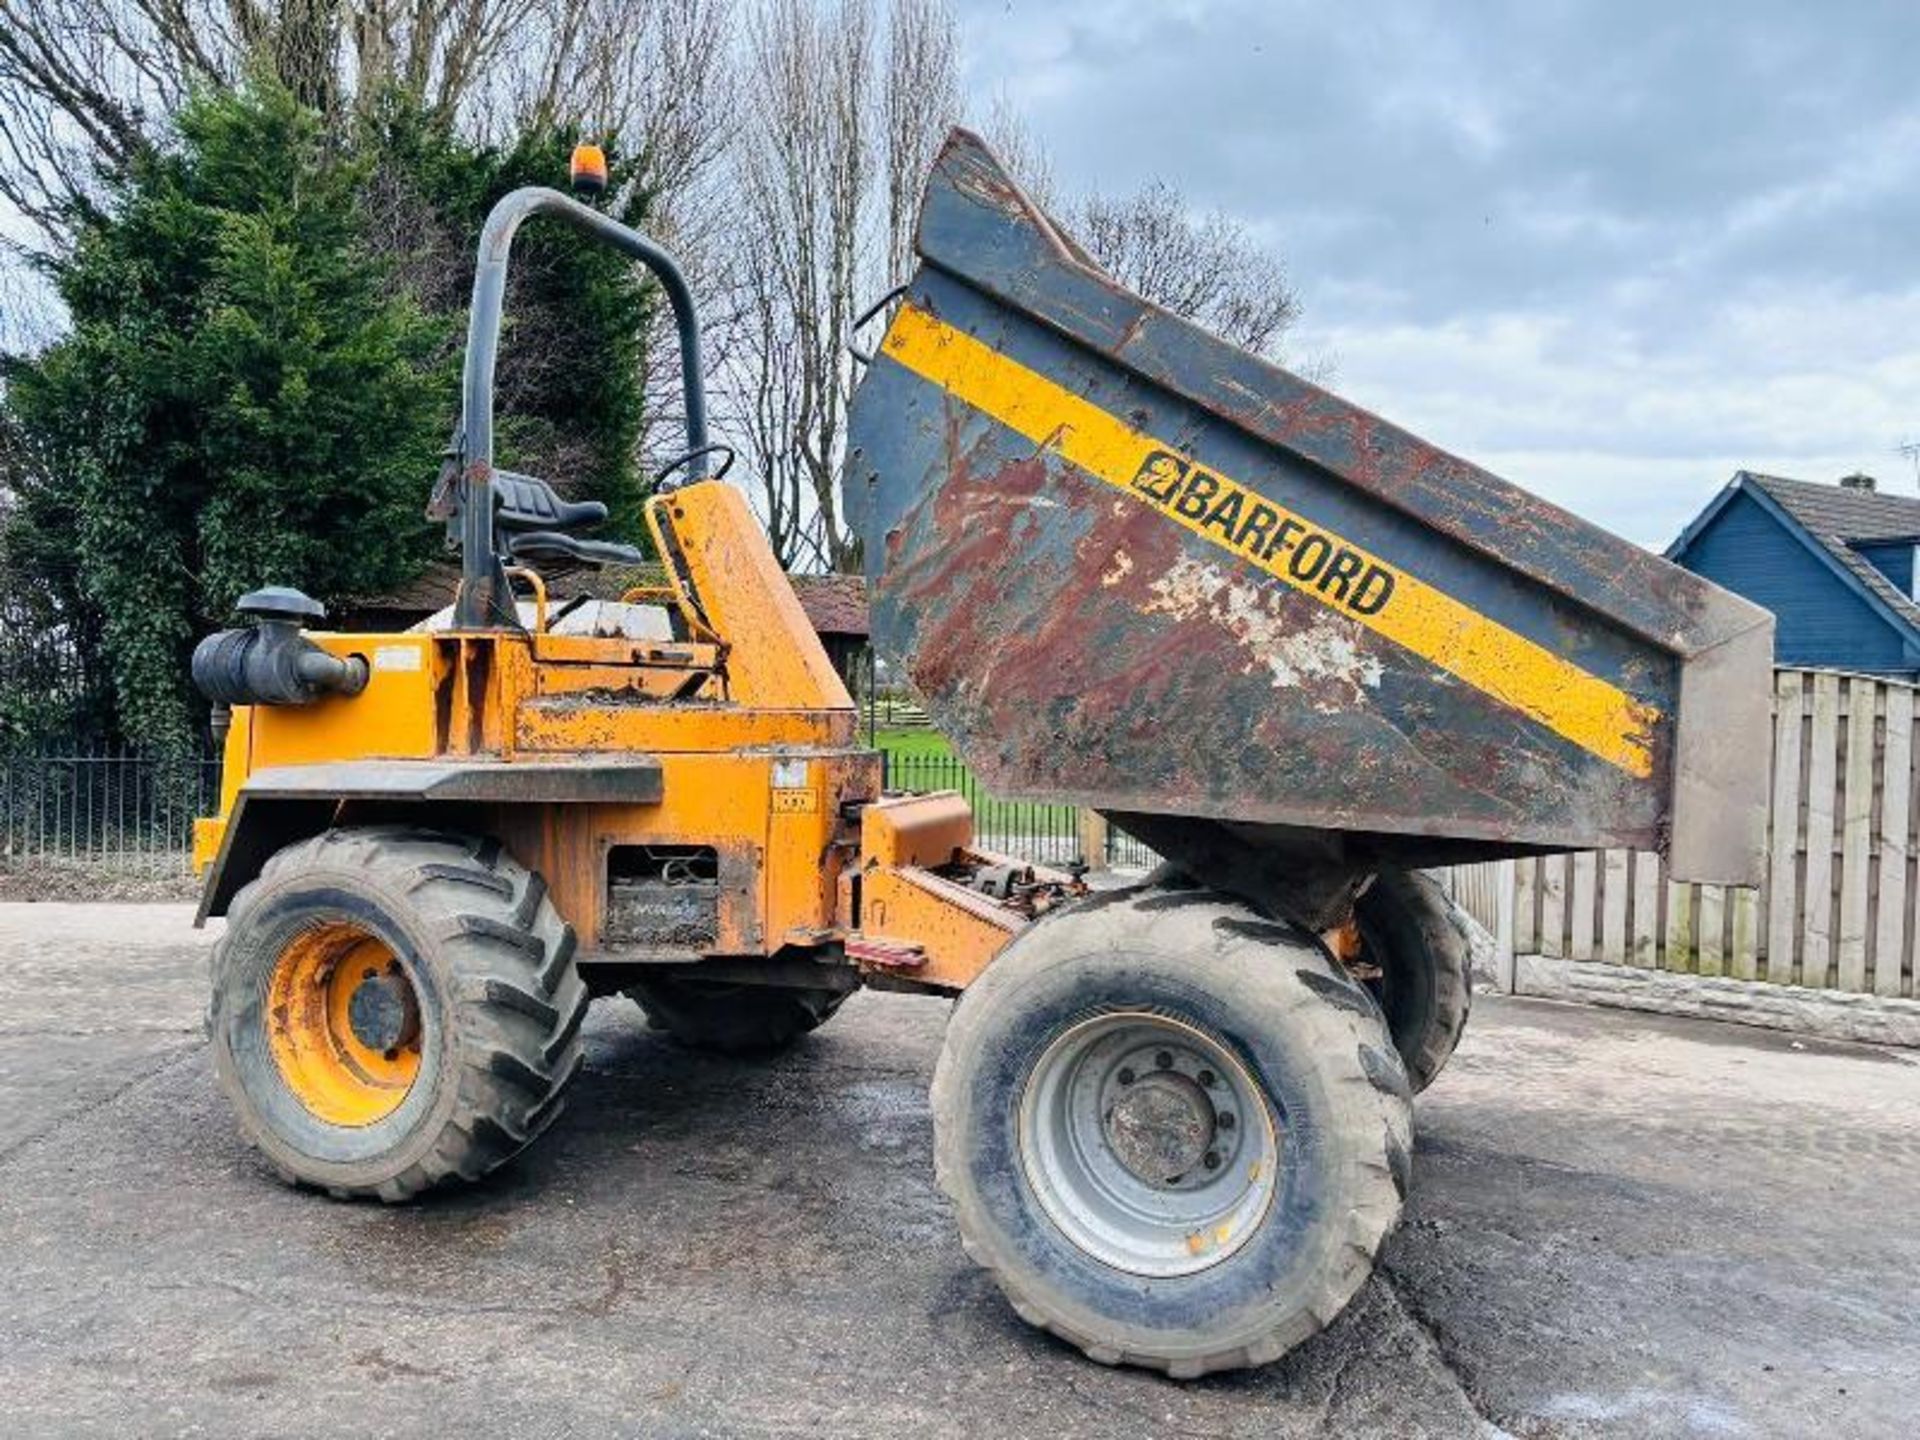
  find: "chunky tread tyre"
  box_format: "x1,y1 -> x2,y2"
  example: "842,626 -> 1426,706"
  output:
625,977 -> 846,1056
932,881 -> 1412,1377
209,826 -> 587,1201
1357,867 -> 1473,1094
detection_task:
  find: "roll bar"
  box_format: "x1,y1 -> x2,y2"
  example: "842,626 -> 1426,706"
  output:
453,187 -> 710,628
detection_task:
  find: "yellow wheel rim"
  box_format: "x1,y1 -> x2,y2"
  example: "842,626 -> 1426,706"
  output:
266,921 -> 423,1127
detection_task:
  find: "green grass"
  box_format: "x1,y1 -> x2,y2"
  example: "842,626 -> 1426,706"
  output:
870,726 -> 1075,839
866,724 -> 1154,867
872,727 -> 956,761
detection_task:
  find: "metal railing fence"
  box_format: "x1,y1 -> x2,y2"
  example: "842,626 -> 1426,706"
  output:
0,749 -> 220,875
0,744 -> 1156,884
880,751 -> 1157,870
1103,829 -> 1158,871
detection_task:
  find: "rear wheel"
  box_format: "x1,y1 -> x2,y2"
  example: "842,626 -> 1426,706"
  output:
932,883 -> 1411,1376
626,976 -> 848,1056
209,827 -> 587,1201
1356,867 -> 1473,1093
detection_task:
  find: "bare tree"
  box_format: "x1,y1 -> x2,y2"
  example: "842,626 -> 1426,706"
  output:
975,99 -> 1304,365
0,0 -> 731,247
717,24 -> 1302,570
728,0 -> 873,570
572,0 -> 739,479
0,249 -> 58,351
977,89 -> 1055,210
881,0 -> 958,288
1070,182 -> 1301,361
719,0 -> 958,572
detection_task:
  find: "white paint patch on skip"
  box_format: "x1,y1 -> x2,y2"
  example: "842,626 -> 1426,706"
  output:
997,495 -> 1060,510
1101,549 -> 1134,587
1143,556 -> 1383,703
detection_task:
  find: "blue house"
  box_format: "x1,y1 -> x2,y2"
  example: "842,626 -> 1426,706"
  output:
1667,471 -> 1920,679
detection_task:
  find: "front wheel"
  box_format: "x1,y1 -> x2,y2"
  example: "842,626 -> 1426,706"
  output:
932,884 -> 1412,1377
209,827 -> 587,1201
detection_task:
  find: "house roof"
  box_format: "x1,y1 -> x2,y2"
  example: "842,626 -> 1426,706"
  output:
1745,472 -> 1920,545
785,574 -> 870,637
1667,470 -> 1920,645
349,559 -> 870,639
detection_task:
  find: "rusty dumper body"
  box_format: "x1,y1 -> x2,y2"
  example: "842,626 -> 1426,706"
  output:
191,132 -> 1771,1378
849,132 -> 1771,914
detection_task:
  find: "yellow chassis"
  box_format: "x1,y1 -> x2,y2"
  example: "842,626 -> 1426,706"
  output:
194,481 -> 1064,993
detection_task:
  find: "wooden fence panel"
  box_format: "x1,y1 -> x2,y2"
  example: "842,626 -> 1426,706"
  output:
1801,672 -> 1841,988
1601,849 -> 1629,962
1697,885 -> 1725,977
1766,670 -> 1805,984
1837,677 -> 1876,993
1570,852 -> 1597,961
1665,880 -> 1693,972
1514,857 -> 1538,953
1631,851 -> 1661,966
1873,685 -> 1912,998
1540,856 -> 1566,959
1729,888 -> 1759,980
1441,669 -> 1920,1000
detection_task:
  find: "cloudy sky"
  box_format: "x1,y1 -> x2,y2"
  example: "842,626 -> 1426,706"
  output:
952,0 -> 1920,548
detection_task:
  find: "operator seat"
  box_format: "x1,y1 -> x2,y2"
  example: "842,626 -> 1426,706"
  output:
492,468 -> 644,571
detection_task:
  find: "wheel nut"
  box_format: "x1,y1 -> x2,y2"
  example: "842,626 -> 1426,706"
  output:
1197,1068 -> 1216,1088
362,967 -> 378,981
1155,1050 -> 1173,1070
1117,1067 -> 1136,1086
1202,1151 -> 1220,1170
1217,1112 -> 1236,1130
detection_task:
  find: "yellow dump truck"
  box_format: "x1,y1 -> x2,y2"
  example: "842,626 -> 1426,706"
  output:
187,132 -> 1772,1376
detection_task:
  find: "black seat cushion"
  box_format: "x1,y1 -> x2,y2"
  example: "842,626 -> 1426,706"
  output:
505,530 -> 645,570
494,470 -> 608,533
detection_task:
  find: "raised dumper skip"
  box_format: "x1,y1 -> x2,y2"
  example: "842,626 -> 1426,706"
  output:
188,131 -> 1772,1377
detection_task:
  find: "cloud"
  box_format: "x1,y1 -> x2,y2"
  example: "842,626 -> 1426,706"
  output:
954,0 -> 1920,540
1296,285 -> 1920,546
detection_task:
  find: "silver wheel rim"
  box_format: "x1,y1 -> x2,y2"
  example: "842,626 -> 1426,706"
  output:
1016,1011 -> 1281,1277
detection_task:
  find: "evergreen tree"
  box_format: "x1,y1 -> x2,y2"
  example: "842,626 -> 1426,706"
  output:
2,84 -> 450,758
0,84 -> 653,756
363,106 -> 651,537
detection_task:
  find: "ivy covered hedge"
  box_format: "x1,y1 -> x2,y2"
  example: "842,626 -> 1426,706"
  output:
0,83 -> 650,757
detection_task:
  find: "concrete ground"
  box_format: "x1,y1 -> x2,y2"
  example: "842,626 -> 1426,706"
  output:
1,904 -> 1915,1439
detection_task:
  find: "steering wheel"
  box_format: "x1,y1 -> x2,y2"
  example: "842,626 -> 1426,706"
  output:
655,443 -> 737,491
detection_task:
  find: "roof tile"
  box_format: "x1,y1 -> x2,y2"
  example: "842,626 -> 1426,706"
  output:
1744,472 -> 1920,631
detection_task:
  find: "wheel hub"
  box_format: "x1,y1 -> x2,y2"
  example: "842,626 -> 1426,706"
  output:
1105,1071 -> 1214,1184
347,972 -> 416,1053
265,923 -> 423,1127
1018,1012 -> 1281,1277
